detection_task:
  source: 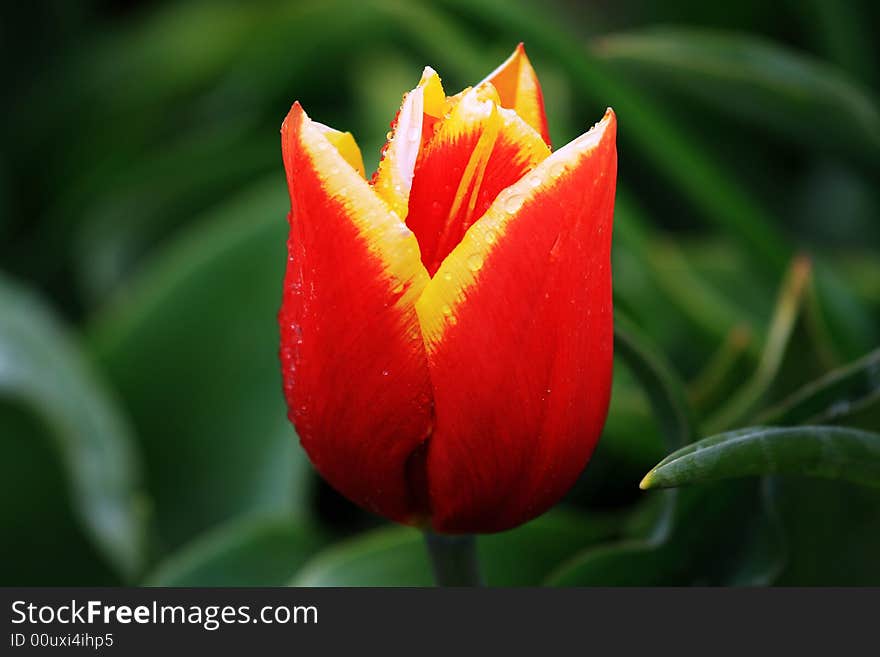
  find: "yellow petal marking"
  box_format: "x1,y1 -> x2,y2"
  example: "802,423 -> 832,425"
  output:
435,88 -> 502,250
313,122 -> 365,178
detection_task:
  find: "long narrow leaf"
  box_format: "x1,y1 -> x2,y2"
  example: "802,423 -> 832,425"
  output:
0,274 -> 146,579
641,425 -> 880,489
705,256 -> 812,432
594,27 -> 880,162
757,347 -> 880,425
614,315 -> 696,451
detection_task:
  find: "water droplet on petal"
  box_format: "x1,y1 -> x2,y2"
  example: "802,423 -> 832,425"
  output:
442,271 -> 453,282
504,194 -> 524,213
527,174 -> 542,188
381,369 -> 390,377
442,304 -> 453,316
550,162 -> 566,179
467,254 -> 483,271
386,130 -> 394,141
484,230 -> 496,244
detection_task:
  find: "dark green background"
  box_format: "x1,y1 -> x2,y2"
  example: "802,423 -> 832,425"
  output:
1,0 -> 878,586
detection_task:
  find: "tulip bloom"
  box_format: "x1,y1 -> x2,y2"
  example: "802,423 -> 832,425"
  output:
280,45 -> 616,533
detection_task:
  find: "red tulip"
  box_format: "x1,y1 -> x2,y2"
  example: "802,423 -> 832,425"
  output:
280,44 -> 616,533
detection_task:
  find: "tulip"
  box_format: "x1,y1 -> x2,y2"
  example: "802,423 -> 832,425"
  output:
280,44 -> 616,534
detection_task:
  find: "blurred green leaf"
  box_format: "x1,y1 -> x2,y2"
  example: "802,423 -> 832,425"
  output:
614,316 -> 696,451
594,27 -> 880,163
641,425 -> 880,490
0,273 -> 146,580
293,511 -> 616,586
595,380 -> 665,468
17,1 -> 394,294
0,403 -> 118,584
681,239 -> 775,326
547,480 -> 784,585
73,126 -> 275,304
811,261 -> 880,362
88,178 -> 311,553
705,256 -> 811,432
643,239 -> 749,348
688,324 -> 755,413
772,476 -> 880,585
796,0 -> 876,88
293,525 -> 431,587
546,539 -> 670,586
757,347 -> 880,425
479,510 -> 619,585
723,479 -> 787,586
613,192 -> 758,360
144,516 -> 325,586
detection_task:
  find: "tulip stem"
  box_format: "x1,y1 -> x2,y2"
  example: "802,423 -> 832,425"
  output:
423,532 -> 484,587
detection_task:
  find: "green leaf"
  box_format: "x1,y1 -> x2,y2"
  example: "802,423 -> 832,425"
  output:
292,526 -> 431,587
0,274 -> 146,580
594,27 -> 880,163
688,324 -> 755,413
479,510 -> 619,585
547,480 -> 784,585
641,425 -> 880,490
757,347 -> 880,425
88,178 -> 311,552
614,315 -> 696,451
546,540 -> 672,586
293,510 -> 617,586
705,256 -> 812,432
613,191 -> 757,355
811,261 -> 880,363
144,516 -> 326,586
797,0 -> 876,89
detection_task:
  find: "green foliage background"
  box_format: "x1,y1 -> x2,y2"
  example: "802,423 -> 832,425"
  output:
1,0 -> 879,586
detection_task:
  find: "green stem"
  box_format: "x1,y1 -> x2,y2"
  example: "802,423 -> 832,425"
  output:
423,532 -> 484,586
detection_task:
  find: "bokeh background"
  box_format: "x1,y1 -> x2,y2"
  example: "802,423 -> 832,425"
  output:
2,0 -> 879,586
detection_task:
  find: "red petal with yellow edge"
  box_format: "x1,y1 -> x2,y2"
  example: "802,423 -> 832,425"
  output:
406,87 -> 550,275
280,102 -> 434,524
483,43 -> 551,146
416,110 -> 617,533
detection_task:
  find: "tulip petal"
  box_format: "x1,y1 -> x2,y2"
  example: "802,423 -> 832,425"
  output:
416,110 -> 617,533
313,122 -> 366,178
483,43 -> 551,146
372,67 -> 446,219
406,86 -> 550,275
280,102 -> 434,524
